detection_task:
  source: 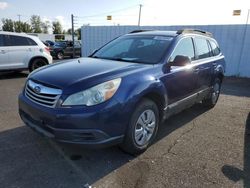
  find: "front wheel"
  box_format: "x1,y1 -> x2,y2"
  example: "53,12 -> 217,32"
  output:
120,99 -> 159,155
202,78 -> 222,107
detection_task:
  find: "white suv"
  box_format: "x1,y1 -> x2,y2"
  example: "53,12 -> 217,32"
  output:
0,31 -> 53,72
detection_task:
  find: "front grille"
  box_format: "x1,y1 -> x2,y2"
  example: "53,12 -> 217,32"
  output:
25,80 -> 62,108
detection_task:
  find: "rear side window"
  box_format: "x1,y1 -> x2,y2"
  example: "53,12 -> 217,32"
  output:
209,40 -> 220,56
195,38 -> 210,59
27,38 -> 37,46
6,35 -> 37,46
0,35 -> 3,47
170,37 -> 195,61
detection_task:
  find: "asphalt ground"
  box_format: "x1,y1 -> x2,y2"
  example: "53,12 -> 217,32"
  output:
0,70 -> 249,188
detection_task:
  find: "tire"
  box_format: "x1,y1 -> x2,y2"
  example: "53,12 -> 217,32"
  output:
29,58 -> 47,72
202,78 -> 222,108
56,51 -> 64,60
120,99 -> 159,155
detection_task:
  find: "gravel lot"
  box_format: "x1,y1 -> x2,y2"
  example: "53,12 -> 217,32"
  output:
0,71 -> 249,188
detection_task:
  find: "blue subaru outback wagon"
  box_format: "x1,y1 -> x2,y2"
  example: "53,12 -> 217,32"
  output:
19,29 -> 225,154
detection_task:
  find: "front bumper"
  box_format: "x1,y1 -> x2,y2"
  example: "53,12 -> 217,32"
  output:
18,93 -> 126,148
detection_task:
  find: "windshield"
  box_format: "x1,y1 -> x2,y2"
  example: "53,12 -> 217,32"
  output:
92,35 -> 173,64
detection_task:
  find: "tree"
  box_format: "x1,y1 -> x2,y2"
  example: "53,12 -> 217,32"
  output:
66,28 -> 72,35
76,28 -> 81,40
30,15 -> 42,33
1,19 -> 14,32
41,20 -> 50,34
21,22 -> 32,33
52,21 -> 62,34
14,21 -> 32,33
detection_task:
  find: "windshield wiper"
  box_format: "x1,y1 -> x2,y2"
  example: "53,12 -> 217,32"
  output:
107,57 -> 142,63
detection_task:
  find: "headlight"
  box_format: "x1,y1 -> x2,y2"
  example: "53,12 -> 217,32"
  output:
62,78 -> 121,106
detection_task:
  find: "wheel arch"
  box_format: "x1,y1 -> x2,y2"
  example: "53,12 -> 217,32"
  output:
28,56 -> 49,70
141,91 -> 167,122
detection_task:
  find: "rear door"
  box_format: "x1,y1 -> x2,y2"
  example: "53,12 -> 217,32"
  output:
0,34 -> 9,69
163,37 -> 198,104
192,37 -> 213,91
6,35 -> 35,68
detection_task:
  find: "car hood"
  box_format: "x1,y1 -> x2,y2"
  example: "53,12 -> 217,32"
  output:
30,57 -> 151,94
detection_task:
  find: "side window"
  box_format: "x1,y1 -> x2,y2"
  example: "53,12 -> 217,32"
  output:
170,37 -> 195,61
8,35 -> 30,46
27,38 -> 37,46
195,38 -> 210,59
209,40 -> 220,56
0,35 -> 3,47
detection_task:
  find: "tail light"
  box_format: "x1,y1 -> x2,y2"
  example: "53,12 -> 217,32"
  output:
44,47 -> 51,54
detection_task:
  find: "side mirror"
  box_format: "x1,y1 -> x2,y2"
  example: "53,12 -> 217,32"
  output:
169,55 -> 191,66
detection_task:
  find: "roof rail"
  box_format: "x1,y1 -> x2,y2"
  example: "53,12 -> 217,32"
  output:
176,29 -> 212,37
129,29 -> 153,34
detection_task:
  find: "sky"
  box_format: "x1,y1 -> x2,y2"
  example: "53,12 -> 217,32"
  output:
0,0 -> 250,32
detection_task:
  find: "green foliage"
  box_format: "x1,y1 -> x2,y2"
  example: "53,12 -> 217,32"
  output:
14,21 -> 32,33
30,15 -> 42,33
52,21 -> 62,34
1,19 -> 14,32
1,19 -> 32,33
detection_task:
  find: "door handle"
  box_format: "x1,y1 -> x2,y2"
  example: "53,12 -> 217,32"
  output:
1,50 -> 6,54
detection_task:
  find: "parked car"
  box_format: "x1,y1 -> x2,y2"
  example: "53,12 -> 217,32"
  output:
0,31 -> 53,72
18,29 -> 225,154
45,40 -> 55,47
50,40 -> 81,59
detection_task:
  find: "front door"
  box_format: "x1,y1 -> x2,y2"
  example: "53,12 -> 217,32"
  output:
162,37 -> 198,105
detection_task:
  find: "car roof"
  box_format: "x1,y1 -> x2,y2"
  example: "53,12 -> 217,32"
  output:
0,31 -> 30,37
126,29 -> 214,39
126,30 -> 178,37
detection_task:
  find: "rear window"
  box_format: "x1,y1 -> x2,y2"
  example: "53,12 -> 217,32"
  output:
5,35 -> 37,46
209,40 -> 220,56
195,38 -> 210,59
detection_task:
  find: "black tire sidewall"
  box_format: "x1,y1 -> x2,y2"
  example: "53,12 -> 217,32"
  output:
121,99 -> 159,154
29,58 -> 47,72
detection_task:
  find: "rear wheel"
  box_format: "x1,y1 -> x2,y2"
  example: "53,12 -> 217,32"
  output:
29,58 -> 47,72
120,99 -> 159,155
202,78 -> 221,107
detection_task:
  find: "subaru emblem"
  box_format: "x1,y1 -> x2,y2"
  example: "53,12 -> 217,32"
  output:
34,86 -> 41,94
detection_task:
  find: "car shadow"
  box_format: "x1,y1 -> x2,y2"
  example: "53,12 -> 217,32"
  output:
0,103 -> 209,187
0,71 -> 28,80
221,112 -> 250,187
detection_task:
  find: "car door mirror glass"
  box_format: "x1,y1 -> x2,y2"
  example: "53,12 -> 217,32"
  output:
169,55 -> 191,66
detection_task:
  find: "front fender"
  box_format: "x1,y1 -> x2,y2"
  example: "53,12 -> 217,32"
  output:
114,75 -> 168,126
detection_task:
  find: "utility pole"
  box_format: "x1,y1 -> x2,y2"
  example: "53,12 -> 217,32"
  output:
138,4 -> 142,26
71,14 -> 75,58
